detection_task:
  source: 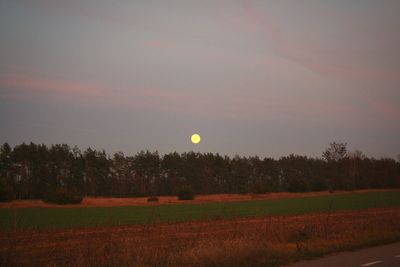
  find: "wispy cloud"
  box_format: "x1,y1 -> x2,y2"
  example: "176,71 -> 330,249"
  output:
0,73 -> 103,95
238,0 -> 400,82
1,71 -> 362,123
371,100 -> 400,119
0,72 -> 251,119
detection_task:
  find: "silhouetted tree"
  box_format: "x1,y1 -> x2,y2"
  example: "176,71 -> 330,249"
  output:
0,142 -> 398,200
322,142 -> 348,190
0,143 -> 14,201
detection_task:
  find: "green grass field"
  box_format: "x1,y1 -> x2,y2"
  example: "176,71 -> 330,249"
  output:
1,191 -> 400,230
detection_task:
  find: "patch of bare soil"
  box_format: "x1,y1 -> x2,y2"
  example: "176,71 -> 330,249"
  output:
0,189 -> 398,209
1,207 -> 399,266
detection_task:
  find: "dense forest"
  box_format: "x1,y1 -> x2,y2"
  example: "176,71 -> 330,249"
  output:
0,142 -> 399,201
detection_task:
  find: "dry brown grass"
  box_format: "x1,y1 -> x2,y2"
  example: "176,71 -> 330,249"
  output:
1,189 -> 397,209
1,207 -> 400,267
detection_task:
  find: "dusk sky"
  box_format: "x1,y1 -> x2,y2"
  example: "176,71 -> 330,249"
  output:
1,0 -> 399,158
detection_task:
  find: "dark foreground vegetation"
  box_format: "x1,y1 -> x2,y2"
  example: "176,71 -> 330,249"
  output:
0,142 -> 399,201
1,207 -> 399,267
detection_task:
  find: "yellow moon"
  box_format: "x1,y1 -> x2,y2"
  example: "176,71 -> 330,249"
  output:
191,133 -> 201,144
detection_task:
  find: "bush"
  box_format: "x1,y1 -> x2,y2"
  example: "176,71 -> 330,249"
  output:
147,196 -> 159,202
43,187 -> 83,204
177,185 -> 195,200
250,181 -> 268,194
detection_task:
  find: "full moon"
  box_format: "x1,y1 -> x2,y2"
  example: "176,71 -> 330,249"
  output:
191,134 -> 201,144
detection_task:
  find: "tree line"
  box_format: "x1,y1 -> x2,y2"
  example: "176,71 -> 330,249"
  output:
0,142 -> 399,201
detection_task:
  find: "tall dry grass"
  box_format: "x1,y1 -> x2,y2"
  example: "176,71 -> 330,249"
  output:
1,208 -> 400,267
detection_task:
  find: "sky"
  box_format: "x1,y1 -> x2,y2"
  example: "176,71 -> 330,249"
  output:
1,0 -> 400,159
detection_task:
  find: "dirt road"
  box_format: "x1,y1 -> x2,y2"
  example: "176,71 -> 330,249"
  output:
286,242 -> 400,267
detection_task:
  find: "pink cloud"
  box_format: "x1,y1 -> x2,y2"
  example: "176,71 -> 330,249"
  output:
237,1 -> 400,82
0,72 -> 369,123
0,72 -> 252,120
371,100 -> 400,119
0,73 -> 104,95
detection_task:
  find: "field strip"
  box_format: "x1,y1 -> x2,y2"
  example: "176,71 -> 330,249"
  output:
1,191 -> 400,230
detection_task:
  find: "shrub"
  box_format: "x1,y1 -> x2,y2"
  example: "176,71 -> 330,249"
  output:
43,187 -> 83,204
177,185 -> 195,200
250,180 -> 268,194
147,196 -> 159,202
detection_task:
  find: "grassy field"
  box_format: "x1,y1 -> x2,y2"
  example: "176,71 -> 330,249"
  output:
1,190 -> 400,230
